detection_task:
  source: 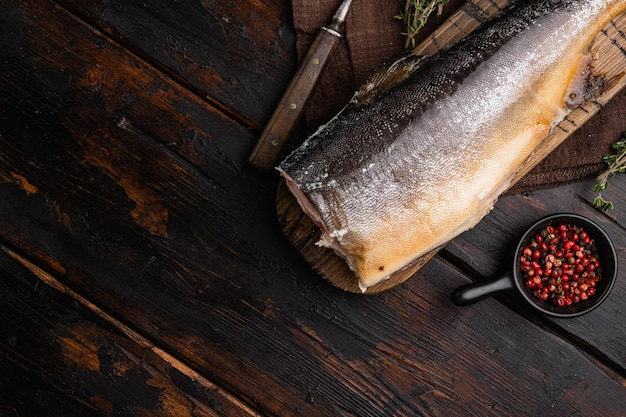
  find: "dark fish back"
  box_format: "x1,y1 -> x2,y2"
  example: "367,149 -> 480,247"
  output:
279,0 -> 574,188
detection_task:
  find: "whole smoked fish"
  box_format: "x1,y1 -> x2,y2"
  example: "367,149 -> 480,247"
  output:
278,0 -> 626,292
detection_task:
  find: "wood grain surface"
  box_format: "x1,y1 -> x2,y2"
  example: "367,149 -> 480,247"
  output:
1,0 -> 626,416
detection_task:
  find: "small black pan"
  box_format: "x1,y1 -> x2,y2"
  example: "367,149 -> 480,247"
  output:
452,213 -> 617,318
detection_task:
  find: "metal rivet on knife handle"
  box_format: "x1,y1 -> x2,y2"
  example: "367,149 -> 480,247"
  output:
248,0 -> 353,171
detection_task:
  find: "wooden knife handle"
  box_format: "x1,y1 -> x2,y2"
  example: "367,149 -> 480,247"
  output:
248,28 -> 341,170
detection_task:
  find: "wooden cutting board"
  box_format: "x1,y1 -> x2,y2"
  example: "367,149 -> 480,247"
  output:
277,1 -> 626,294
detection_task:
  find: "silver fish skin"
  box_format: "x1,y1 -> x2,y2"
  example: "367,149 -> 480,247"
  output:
278,0 -> 626,292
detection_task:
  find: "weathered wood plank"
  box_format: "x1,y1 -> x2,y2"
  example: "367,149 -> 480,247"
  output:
5,228 -> 626,416
55,0 -> 297,128
0,249 -> 259,417
0,0 -> 276,206
2,1 -> 626,416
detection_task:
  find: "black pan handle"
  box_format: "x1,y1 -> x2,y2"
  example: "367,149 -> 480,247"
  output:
451,274 -> 515,306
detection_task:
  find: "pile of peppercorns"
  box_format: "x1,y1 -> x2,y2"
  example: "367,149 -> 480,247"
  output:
519,223 -> 602,307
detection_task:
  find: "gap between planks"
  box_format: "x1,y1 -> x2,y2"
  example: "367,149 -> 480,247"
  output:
51,0 -> 262,132
0,243 -> 264,417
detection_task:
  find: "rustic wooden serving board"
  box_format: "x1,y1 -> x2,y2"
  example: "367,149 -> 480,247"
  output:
277,1 -> 626,294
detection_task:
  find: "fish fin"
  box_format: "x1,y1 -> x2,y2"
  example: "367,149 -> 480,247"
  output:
564,50 -> 625,109
350,54 -> 427,107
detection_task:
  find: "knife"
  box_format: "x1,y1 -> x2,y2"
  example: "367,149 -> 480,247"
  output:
248,0 -> 353,170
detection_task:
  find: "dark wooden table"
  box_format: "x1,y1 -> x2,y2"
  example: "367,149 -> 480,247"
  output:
1,1 -> 626,416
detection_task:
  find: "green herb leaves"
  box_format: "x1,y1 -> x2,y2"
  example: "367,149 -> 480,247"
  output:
395,0 -> 450,49
593,133 -> 626,211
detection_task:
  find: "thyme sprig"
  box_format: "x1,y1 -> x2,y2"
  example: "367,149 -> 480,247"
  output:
395,0 -> 449,49
593,133 -> 626,211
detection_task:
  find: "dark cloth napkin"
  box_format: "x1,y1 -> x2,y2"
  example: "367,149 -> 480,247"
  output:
291,0 -> 626,193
